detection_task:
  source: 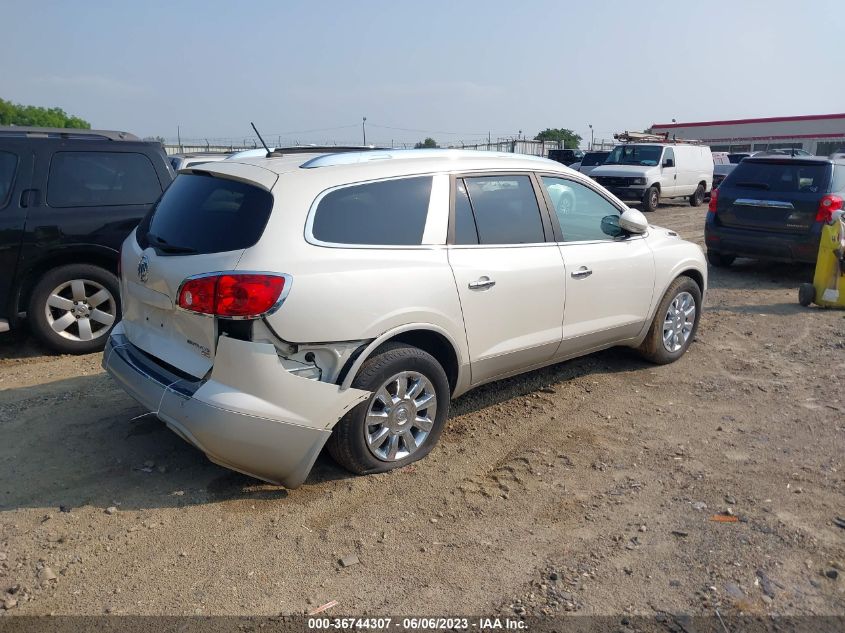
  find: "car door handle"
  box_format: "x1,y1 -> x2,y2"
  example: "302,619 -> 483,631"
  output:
570,267 -> 592,279
468,277 -> 496,290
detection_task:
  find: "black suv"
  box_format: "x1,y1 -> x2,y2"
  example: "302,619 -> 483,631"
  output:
0,127 -> 173,353
547,148 -> 584,166
705,155 -> 845,266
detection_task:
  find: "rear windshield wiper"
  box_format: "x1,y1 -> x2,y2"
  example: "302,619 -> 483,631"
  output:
734,181 -> 771,190
146,232 -> 197,254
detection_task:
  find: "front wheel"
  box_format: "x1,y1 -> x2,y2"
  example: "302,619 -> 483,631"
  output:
638,276 -> 702,364
689,184 -> 705,206
327,343 -> 450,475
28,264 -> 120,354
642,186 -> 659,212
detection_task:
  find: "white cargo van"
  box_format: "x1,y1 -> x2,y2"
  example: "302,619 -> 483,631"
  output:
590,142 -> 714,211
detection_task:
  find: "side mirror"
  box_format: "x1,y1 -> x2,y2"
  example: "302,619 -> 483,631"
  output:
662,158 -> 674,168
600,215 -> 623,238
619,207 -> 648,234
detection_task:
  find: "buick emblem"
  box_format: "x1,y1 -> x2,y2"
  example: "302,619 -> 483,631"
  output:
137,255 -> 149,283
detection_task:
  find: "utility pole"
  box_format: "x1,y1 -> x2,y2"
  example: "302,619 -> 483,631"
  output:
589,124 -> 594,150
362,117 -> 367,146
177,125 -> 182,152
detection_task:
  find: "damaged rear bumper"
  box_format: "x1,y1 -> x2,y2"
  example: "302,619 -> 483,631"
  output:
102,323 -> 369,487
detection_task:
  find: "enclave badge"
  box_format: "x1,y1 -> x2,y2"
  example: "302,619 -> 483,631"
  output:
137,255 -> 149,283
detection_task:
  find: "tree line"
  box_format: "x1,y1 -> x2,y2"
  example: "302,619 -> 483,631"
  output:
0,98 -> 91,129
415,128 -> 582,150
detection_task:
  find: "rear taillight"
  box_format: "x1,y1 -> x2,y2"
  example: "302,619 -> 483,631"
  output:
708,187 -> 719,214
177,273 -> 288,318
816,194 -> 843,223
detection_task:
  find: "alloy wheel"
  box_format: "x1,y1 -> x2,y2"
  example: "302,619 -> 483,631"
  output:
662,291 -> 696,353
44,279 -> 116,342
364,371 -> 437,462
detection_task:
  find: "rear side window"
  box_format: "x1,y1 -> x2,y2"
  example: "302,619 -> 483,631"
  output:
727,161 -> 831,193
47,151 -> 161,207
0,151 -> 17,208
463,175 -> 545,244
312,176 -> 432,245
140,173 -> 273,255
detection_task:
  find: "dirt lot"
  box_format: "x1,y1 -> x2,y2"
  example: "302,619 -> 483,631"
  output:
1,200 -> 844,618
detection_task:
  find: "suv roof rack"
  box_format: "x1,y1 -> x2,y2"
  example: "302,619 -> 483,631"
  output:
614,131 -> 702,145
0,126 -> 140,141
266,145 -> 386,157
299,148 -> 549,169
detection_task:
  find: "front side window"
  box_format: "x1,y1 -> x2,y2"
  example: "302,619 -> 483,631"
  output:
312,176 -> 432,245
47,151 -> 161,208
462,175 -> 545,244
0,151 -> 18,208
662,147 -> 675,166
541,176 -> 623,242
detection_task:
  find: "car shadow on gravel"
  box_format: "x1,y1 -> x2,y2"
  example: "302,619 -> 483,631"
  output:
0,346 -> 652,513
0,327 -> 53,360
707,259 -> 813,291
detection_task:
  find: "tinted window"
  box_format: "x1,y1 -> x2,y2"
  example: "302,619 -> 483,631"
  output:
453,179 -> 478,245
47,151 -> 161,207
726,161 -> 831,193
312,177 -> 432,245
464,175 -> 545,244
581,152 -> 609,166
139,174 -> 273,255
541,176 -> 622,242
0,152 -> 17,208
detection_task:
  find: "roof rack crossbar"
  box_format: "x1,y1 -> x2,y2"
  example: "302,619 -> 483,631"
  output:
613,131 -> 702,144
0,126 -> 139,141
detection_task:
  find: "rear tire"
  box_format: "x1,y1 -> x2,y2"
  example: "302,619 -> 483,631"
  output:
28,264 -> 120,354
706,250 -> 735,268
327,343 -> 450,475
638,276 -> 702,365
642,186 -> 659,212
798,283 -> 815,307
689,184 -> 705,206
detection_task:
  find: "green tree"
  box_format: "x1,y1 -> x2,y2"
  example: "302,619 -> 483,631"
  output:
0,98 -> 91,129
534,128 -> 582,148
414,137 -> 438,149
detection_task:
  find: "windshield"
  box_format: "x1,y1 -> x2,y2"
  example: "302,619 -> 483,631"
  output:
605,145 -> 662,166
582,152 -> 609,166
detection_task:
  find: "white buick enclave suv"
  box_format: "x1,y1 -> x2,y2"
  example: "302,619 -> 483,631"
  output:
104,149 -> 706,487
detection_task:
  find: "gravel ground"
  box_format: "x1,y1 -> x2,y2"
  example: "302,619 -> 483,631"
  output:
1,200 -> 844,618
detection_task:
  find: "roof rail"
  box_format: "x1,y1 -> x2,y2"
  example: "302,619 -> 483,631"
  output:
300,148 -> 550,169
267,145 -> 387,158
614,130 -> 702,145
0,126 -> 140,141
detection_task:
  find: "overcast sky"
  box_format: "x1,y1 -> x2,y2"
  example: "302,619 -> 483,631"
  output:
3,0 -> 844,147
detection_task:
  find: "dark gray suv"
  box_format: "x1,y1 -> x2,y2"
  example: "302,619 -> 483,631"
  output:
705,155 -> 845,266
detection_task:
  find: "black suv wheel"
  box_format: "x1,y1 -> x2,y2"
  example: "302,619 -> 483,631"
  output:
28,264 -> 121,354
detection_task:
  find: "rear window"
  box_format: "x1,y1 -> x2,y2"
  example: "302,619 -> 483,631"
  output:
139,173 -> 273,255
312,176 -> 432,245
47,151 -> 161,207
725,161 -> 831,194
